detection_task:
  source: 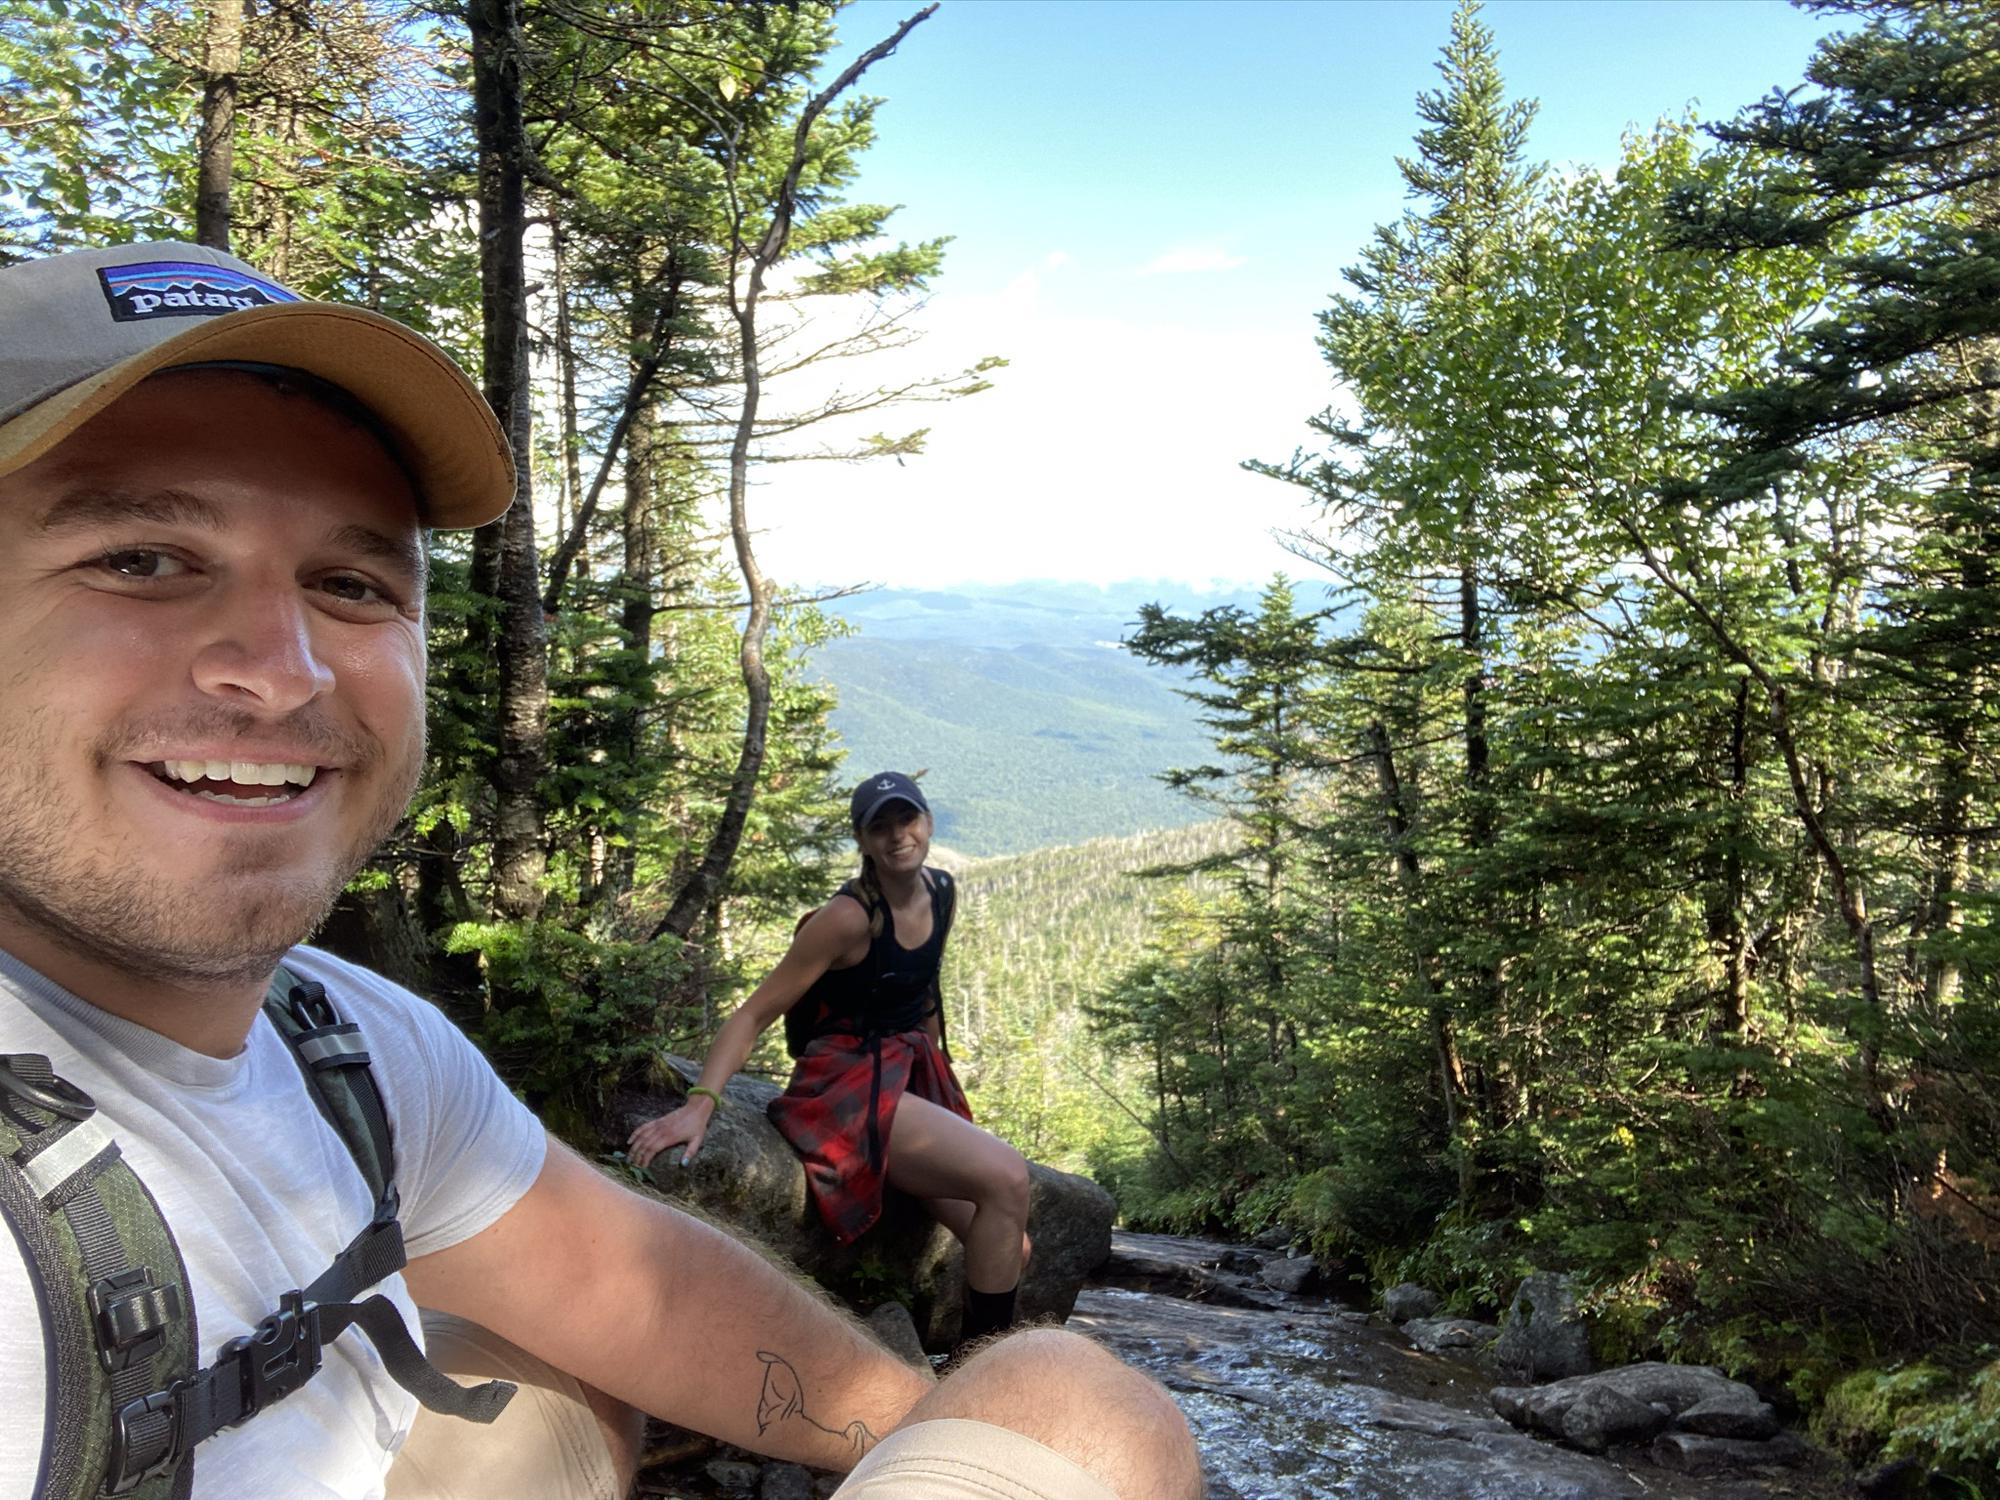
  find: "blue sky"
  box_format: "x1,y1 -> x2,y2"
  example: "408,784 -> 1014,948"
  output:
754,0 -> 1837,592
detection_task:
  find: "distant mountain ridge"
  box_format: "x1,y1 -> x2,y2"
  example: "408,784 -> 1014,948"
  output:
811,580 -> 1268,856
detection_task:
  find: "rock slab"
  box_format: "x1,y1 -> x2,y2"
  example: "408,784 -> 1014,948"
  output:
616,1062 -> 1115,1350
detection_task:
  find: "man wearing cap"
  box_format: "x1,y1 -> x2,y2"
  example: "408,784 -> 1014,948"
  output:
0,244 -> 1201,1500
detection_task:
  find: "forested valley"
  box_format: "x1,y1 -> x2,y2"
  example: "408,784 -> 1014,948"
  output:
5,0 -> 1999,1486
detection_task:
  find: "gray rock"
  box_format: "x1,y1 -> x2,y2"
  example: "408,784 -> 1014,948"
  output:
617,1064 -> 1115,1350
1497,1362 -> 1758,1438
1856,1458 -> 1930,1498
1250,1224 -> 1291,1250
1403,1316 -> 1500,1354
705,1458 -> 761,1494
863,1302 -> 932,1372
1496,1270 -> 1591,1382
1649,1430 -> 1811,1473
1489,1385 -> 1529,1425
759,1462 -> 815,1500
1259,1254 -> 1316,1294
1560,1385 -> 1670,1453
1384,1282 -> 1441,1323
1676,1393 -> 1780,1441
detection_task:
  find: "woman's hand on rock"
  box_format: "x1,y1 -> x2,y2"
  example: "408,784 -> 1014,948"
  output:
628,1098 -> 714,1170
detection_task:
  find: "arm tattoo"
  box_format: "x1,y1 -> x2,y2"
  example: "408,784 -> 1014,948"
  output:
755,1350 -> 881,1456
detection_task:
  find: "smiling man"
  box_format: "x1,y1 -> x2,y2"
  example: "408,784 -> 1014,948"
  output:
0,244 -> 1200,1500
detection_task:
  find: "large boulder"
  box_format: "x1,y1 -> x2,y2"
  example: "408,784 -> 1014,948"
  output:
1383,1283 -> 1441,1324
1493,1362 -> 1770,1442
1560,1385 -> 1669,1453
612,1062 -> 1114,1350
1496,1270 -> 1591,1382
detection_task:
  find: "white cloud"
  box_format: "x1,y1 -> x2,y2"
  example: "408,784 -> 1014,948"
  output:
1137,246 -> 1249,276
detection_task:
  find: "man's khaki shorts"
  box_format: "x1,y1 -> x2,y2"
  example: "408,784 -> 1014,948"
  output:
388,1314 -> 1119,1500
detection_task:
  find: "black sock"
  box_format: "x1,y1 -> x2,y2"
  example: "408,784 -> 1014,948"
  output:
960,1284 -> 1018,1344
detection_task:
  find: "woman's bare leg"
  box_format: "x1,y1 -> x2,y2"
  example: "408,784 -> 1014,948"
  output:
885,1094 -> 1030,1293
926,1195 -> 1032,1269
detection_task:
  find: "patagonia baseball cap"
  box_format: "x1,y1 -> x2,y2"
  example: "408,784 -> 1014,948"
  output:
0,242 -> 514,528
851,771 -> 929,829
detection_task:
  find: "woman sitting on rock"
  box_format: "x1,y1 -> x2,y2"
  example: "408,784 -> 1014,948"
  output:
628,771 -> 1031,1346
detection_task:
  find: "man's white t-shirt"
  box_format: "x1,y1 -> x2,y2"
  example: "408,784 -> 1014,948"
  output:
0,945 -> 547,1499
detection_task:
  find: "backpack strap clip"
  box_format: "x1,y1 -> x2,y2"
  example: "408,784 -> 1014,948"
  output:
217,1289 -> 324,1422
105,1383 -> 186,1495
88,1266 -> 182,1373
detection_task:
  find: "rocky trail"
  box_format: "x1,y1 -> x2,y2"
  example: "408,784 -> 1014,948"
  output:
631,1229 -> 1851,1499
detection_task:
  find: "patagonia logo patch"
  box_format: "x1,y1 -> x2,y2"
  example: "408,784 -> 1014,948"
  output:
96,260 -> 299,323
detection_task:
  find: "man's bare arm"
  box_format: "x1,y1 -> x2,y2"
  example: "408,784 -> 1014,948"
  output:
402,1135 -> 930,1468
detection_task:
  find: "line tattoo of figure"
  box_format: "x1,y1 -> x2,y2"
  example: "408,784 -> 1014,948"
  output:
755,1350 -> 880,1456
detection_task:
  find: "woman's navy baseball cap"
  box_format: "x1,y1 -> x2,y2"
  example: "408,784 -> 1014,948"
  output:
851,771 -> 928,828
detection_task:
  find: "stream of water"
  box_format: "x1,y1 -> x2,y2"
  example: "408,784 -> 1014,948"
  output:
1078,1232 -> 1847,1500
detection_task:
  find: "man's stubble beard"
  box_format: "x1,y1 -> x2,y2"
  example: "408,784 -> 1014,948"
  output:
0,703 -> 423,991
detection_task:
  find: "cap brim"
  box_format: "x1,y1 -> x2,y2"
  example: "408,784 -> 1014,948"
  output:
0,302 -> 515,529
855,793 -> 927,827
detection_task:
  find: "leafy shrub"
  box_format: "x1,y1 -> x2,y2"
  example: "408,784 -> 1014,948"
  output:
444,919 -> 688,1138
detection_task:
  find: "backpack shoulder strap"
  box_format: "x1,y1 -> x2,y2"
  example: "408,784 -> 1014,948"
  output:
924,869 -> 956,1061
931,867 -> 956,945
0,1055 -> 197,1500
2,973 -> 515,1500
262,966 -> 394,1207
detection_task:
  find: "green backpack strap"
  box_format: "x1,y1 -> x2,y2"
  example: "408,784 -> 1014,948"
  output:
2,970 -> 516,1500
0,1054 -> 197,1500
261,967 -> 394,1207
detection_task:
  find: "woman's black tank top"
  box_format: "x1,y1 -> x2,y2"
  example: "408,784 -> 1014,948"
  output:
794,868 -> 948,1044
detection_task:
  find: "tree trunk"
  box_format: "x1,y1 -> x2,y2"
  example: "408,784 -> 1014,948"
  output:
1710,679 -> 1753,1036
194,0 -> 245,250
469,0 -> 547,922
651,7 -> 936,942
1368,718 -> 1473,1203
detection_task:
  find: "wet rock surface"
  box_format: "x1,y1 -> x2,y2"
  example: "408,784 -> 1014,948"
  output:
633,1229 -> 1847,1498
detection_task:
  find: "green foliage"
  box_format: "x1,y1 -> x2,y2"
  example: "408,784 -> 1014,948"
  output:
443,920 -> 689,1125
1084,0 -> 2000,1478
1816,1354 -> 2000,1484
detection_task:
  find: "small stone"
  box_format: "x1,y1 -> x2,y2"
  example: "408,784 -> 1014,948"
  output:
864,1302 -> 932,1371
1561,1384 -> 1669,1453
1856,1457 -> 1930,1499
1384,1283 -> 1441,1324
705,1458 -> 761,1494
760,1461 -> 815,1500
1650,1431 -> 1810,1474
1676,1393 -> 1780,1441
1260,1254 -> 1317,1294
1402,1316 -> 1500,1355
1489,1385 -> 1529,1425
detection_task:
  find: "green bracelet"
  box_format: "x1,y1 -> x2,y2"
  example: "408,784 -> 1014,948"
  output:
687,1085 -> 723,1107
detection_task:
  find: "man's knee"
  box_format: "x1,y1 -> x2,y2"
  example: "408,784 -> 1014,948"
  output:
912,1329 -> 1201,1499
